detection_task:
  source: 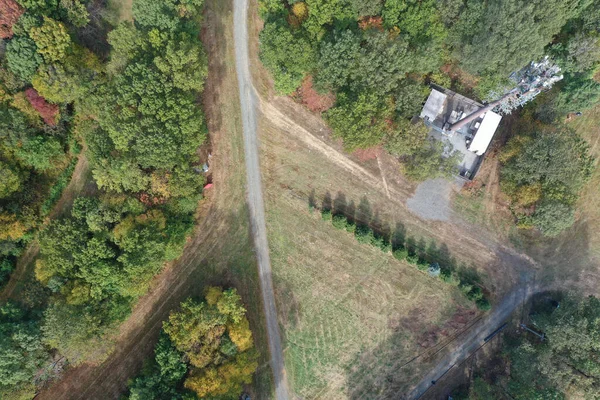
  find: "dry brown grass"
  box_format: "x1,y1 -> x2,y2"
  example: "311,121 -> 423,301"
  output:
262,178 -> 477,398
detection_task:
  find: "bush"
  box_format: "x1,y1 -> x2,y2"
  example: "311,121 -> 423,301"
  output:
393,247 -> 408,261
377,239 -> 391,253
321,209 -> 332,221
355,224 -> 373,244
345,220 -> 356,233
331,214 -> 347,229
416,258 -> 429,271
466,286 -> 484,302
439,268 -> 460,286
406,253 -> 419,265
476,297 -> 491,311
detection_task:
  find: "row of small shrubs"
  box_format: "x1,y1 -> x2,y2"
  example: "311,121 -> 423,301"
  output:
321,208 -> 491,311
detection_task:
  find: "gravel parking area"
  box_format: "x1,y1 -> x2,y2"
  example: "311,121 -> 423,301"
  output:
407,177 -> 464,221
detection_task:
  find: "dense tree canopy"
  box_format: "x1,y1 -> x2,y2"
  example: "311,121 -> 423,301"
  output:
500,127 -> 593,236
0,0 -> 211,395
126,288 -> 258,400
0,302 -> 49,398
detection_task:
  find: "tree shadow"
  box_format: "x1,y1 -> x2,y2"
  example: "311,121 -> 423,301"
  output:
356,196 -> 372,228
322,191 -> 332,212
333,191 -> 347,216
308,189 -> 316,210
346,200 -> 356,224
344,327 -> 418,399
392,222 -> 406,251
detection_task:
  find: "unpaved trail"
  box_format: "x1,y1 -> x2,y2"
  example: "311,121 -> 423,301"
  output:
233,1 -> 289,399
408,279 -> 532,400
0,154 -> 92,302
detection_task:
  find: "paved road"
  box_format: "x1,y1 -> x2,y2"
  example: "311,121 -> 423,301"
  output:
408,279 -> 533,399
233,1 -> 290,399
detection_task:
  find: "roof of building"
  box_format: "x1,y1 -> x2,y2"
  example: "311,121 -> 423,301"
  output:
467,111 -> 502,156
420,89 -> 447,121
420,85 -> 503,179
420,86 -> 484,134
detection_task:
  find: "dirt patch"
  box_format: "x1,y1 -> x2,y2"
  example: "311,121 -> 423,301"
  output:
352,146 -> 381,162
417,307 -> 479,349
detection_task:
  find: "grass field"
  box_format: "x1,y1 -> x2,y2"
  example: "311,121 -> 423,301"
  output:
256,99 -> 482,398
265,191 -> 476,398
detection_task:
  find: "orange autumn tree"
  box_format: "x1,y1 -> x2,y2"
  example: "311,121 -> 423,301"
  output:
162,287 -> 258,399
0,0 -> 24,39
24,88 -> 59,126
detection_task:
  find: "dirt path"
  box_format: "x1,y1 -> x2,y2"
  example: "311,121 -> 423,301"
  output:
0,154 -> 92,302
233,1 -> 289,399
408,280 -> 532,400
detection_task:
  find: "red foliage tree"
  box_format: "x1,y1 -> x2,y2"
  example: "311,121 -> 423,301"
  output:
0,0 -> 24,39
25,88 -> 59,126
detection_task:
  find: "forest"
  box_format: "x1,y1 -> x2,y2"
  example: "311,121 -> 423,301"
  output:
0,0 -> 209,398
452,295 -> 600,399
258,0 -> 600,236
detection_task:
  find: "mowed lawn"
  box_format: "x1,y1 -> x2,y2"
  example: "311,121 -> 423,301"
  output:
266,192 -> 474,399
259,113 -> 477,398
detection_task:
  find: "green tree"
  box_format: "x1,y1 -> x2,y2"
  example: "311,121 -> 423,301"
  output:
99,62 -> 205,169
126,332 -> 187,400
259,21 -> 315,94
382,0 -> 447,46
132,0 -> 203,31
29,16 -> 72,63
402,141 -> 460,181
394,78 -> 428,118
348,0 -> 382,17
0,302 -> 49,395
325,90 -> 392,150
448,0 -> 586,77
501,130 -> 594,201
0,162 -> 24,198
384,119 -> 429,157
314,29 -> 361,92
5,35 -> 42,80
15,0 -> 58,14
529,200 -> 576,237
59,0 -> 90,27
154,33 -> 208,91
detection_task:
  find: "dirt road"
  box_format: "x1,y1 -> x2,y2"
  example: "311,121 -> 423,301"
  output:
408,279 -> 533,399
233,1 -> 289,399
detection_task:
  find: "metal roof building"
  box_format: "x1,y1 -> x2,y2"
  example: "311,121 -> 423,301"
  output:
420,85 -> 502,179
